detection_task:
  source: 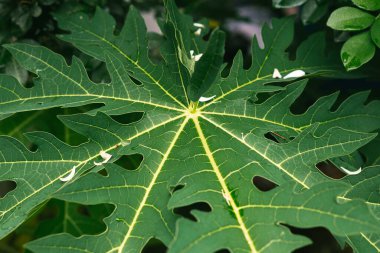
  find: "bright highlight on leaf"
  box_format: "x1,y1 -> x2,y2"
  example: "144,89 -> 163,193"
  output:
221,189 -> 232,206
59,166 -> 76,182
190,50 -> 203,61
272,68 -> 282,78
340,166 -> 362,175
283,69 -> 306,79
199,95 -> 216,102
93,151 -> 112,166
0,1 -> 379,253
193,22 -> 205,36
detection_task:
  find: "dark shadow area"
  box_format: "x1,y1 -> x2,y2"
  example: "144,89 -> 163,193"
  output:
128,75 -> 142,86
252,176 -> 278,192
28,143 -> 38,152
288,225 -> 353,253
114,154 -> 143,171
0,180 -> 16,198
170,184 -> 185,193
316,161 -> 345,179
215,249 -> 230,253
142,238 -> 167,253
96,168 -> 108,177
174,202 -> 212,221
111,112 -> 144,124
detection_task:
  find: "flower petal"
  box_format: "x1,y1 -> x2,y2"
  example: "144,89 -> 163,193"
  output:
272,68 -> 282,79
340,166 -> 362,175
283,70 -> 305,79
94,151 -> 112,166
199,95 -> 216,102
194,28 -> 202,36
194,23 -> 205,28
59,166 -> 76,182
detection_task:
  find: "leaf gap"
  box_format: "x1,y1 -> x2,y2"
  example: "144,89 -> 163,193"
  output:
142,238 -> 167,253
264,132 -> 289,143
97,168 -> 108,177
128,75 -> 142,86
114,154 -> 143,171
170,184 -> 184,194
316,161 -> 345,179
37,199 -> 115,237
0,180 -> 16,198
287,225 -> 352,253
252,176 -> 278,192
174,202 -> 212,221
28,143 -> 38,152
24,80 -> 34,88
110,112 -> 144,124
215,249 -> 231,253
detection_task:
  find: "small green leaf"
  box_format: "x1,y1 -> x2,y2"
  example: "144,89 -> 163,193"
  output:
371,16 -> 380,48
341,32 -> 376,71
352,0 -> 380,11
327,7 -> 375,31
301,0 -> 329,25
272,0 -> 308,8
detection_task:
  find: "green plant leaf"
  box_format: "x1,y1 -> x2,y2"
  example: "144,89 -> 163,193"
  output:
371,16 -> 380,48
272,0 -> 308,8
361,134 -> 380,166
341,31 -> 376,71
169,181 -> 380,253
301,0 -> 329,25
352,0 -> 380,11
341,165 -> 380,253
0,1 -> 380,252
327,7 -> 375,31
187,29 -> 225,101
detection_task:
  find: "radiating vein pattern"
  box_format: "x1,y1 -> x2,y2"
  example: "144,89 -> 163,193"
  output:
1,1 -> 380,253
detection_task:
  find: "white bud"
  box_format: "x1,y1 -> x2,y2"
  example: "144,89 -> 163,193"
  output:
272,68 -> 282,79
199,95 -> 216,102
60,166 -> 76,182
283,70 -> 305,79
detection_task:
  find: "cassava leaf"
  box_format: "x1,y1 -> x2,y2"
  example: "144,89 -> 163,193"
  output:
0,1 -> 379,252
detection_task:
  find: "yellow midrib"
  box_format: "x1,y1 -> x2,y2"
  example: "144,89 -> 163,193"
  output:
114,117 -> 189,253
69,21 -> 187,110
193,116 -> 258,253
200,114 -> 310,189
0,114 -> 185,223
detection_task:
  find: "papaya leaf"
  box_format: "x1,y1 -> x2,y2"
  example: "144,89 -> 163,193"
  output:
0,1 -> 379,252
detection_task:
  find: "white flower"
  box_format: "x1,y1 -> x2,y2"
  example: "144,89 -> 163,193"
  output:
194,23 -> 205,28
193,23 -> 205,36
199,95 -> 216,102
60,166 -> 76,182
340,166 -> 362,176
94,151 -> 112,166
190,50 -> 203,62
283,70 -> 305,79
272,68 -> 282,79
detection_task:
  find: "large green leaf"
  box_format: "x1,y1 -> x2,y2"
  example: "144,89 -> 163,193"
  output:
0,1 -> 379,252
341,166 -> 380,252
